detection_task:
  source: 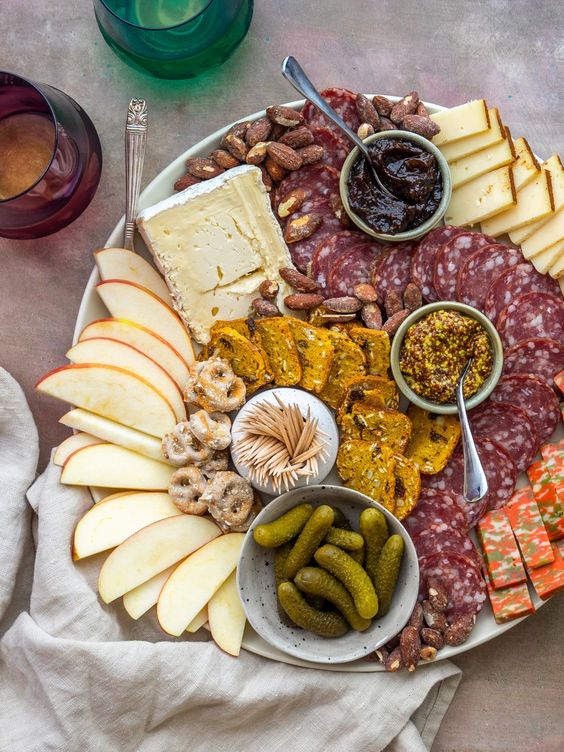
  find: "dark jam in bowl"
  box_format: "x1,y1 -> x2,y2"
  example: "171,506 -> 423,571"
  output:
347,138 -> 442,234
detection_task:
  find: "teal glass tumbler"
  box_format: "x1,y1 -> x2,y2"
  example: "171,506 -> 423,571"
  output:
93,0 -> 254,79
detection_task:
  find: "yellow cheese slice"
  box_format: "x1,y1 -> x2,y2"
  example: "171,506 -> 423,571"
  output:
549,246 -> 564,278
444,166 -> 516,227
481,168 -> 554,237
440,108 -> 504,162
431,100 -> 490,147
509,154 -> 564,244
449,135 -> 515,189
526,238 -> 564,275
511,137 -> 540,192
520,208 -> 564,258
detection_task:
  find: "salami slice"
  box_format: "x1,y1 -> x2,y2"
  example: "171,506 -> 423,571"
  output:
433,231 -> 494,300
328,243 -> 383,297
372,242 -> 416,304
287,202 -> 344,273
490,374 -> 561,445
310,230 -> 369,293
483,262 -> 561,323
418,552 -> 487,621
503,337 -> 564,392
302,87 -> 361,134
468,401 -> 538,474
403,488 -> 468,537
496,292 -> 564,349
310,126 -> 350,170
411,226 -> 466,302
412,524 -> 481,568
274,163 -> 340,209
455,244 -> 523,310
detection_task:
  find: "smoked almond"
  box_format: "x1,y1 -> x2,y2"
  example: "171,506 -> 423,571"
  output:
185,157 -> 224,179
297,144 -> 324,165
245,116 -> 272,146
267,142 -> 303,171
266,105 -> 304,127
283,213 -> 322,243
210,149 -> 240,169
279,126 -> 314,149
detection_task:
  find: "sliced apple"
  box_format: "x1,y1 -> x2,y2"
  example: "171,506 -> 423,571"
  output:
96,280 -> 195,366
186,606 -> 208,633
98,514 -> 220,603
54,432 -> 102,466
207,571 -> 246,656
60,409 -> 170,464
157,533 -> 244,636
61,443 -> 174,489
123,565 -> 177,620
66,338 -> 186,422
79,318 -> 192,387
37,363 -> 176,438
94,248 -> 171,304
73,491 -> 179,560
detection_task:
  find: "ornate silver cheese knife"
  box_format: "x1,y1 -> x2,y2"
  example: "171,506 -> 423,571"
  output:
124,98 -> 148,251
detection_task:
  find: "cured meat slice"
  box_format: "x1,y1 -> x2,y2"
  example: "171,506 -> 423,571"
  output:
274,163 -> 340,209
433,231 -> 494,300
310,126 -> 350,170
411,225 -> 466,302
483,262 -> 561,323
285,197 -> 344,273
302,87 -> 361,134
403,488 -> 468,537
503,337 -> 564,392
468,401 -> 538,474
455,244 -> 523,310
496,292 -> 564,349
372,242 -> 416,304
412,524 -> 481,568
418,552 -> 487,621
310,230 -> 370,293
329,243 -> 383,297
490,374 -> 560,445
422,453 -> 487,527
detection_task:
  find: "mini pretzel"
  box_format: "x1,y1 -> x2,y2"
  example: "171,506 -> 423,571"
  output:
168,465 -> 208,515
190,358 -> 246,413
189,410 -> 231,450
183,362 -> 206,406
202,471 -> 254,530
161,421 -> 214,467
199,448 -> 229,478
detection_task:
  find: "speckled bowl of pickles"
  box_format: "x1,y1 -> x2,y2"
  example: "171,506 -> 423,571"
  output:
237,484 -> 419,665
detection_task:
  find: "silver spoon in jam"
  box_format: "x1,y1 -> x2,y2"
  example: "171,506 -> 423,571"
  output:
281,56 -> 398,200
456,358 -> 488,503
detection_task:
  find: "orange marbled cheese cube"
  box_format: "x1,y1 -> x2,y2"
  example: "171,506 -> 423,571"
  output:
527,542 -> 564,601
476,509 -> 526,590
505,488 -> 554,569
527,459 -> 564,541
484,567 -> 535,624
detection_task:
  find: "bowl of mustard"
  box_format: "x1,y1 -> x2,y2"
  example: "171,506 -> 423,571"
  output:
390,302 -> 504,415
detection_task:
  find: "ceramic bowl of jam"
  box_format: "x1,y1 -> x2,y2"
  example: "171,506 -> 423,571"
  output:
339,131 -> 452,242
390,302 -> 503,415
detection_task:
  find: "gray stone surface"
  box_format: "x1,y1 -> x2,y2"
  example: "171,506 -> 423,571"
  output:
0,1 -> 563,750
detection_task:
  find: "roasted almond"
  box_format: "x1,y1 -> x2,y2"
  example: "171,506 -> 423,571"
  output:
382,309 -> 409,336
372,95 -> 394,117
246,116 -> 272,146
400,625 -> 421,672
402,114 -> 440,139
277,187 -> 306,218
384,290 -> 403,318
284,292 -> 325,310
279,266 -> 318,292
185,157 -> 224,180
174,173 -> 201,191
266,104 -> 304,128
223,120 -> 251,142
390,91 -> 420,124
264,156 -> 288,182
403,282 -> 423,312
419,646 -> 438,662
361,302 -> 383,329
269,122 -> 287,141
357,123 -> 375,140
355,93 -> 380,129
353,282 -> 378,303
283,213 -> 322,243
266,142 -> 303,171
416,101 -> 429,117
252,298 -> 280,317
379,116 -> 395,131
245,141 -> 270,165
296,144 -> 324,165
279,126 -> 314,149
444,614 -> 475,646
259,279 -> 279,300
324,296 -> 362,313
259,165 -> 273,191
210,149 -> 240,169
223,133 -> 249,161
329,192 -> 351,227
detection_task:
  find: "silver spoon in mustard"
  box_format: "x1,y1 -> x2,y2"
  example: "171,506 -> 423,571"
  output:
281,55 -> 398,200
456,358 -> 488,503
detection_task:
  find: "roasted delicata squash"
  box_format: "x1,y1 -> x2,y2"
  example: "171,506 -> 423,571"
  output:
254,317 -> 302,386
346,326 -> 391,377
206,326 -> 270,395
337,375 -> 399,425
317,330 -> 366,409
404,405 -> 461,474
286,318 -> 335,394
340,406 -> 413,454
336,439 -> 396,513
392,454 -> 421,520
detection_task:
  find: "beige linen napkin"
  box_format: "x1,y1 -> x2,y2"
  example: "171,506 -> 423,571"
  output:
0,367 -> 461,752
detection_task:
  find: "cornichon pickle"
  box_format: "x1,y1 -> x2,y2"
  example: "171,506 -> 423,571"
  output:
314,544 -> 378,619
295,567 -> 371,631
374,534 -> 404,616
253,504 -> 313,548
348,545 -> 365,566
284,505 -> 335,579
325,526 -> 364,551
360,507 -> 389,584
331,507 -> 352,530
277,582 -> 348,637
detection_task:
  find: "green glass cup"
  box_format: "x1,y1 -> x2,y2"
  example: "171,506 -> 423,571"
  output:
93,0 -> 254,79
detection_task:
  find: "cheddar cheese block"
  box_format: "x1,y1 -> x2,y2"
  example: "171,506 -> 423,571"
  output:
505,488 -> 555,569
445,166 -> 516,227
476,509 -> 527,589
439,108 -> 505,162
431,100 -> 490,146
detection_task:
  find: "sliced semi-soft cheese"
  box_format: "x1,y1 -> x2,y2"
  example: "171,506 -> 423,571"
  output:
431,100 -> 490,147
137,166 -> 293,344
444,166 -> 516,227
548,244 -> 564,278
509,154 -> 564,244
511,137 -> 540,192
481,168 -> 554,237
449,135 -> 515,189
520,209 -> 564,258
527,238 -> 564,275
440,108 -> 505,162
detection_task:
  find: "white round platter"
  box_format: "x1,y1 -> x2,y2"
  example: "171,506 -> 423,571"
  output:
73,96 -> 548,671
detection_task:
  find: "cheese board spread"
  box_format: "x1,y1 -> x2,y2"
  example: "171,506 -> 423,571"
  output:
36,87 -> 564,671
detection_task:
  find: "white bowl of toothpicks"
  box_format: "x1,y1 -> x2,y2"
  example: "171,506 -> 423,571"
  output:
231,388 -> 339,497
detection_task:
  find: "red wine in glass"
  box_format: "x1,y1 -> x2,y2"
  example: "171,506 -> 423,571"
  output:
0,72 -> 102,239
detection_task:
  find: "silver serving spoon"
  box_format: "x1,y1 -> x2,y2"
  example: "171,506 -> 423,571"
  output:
124,98 -> 148,251
456,358 -> 488,503
281,55 -> 397,200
